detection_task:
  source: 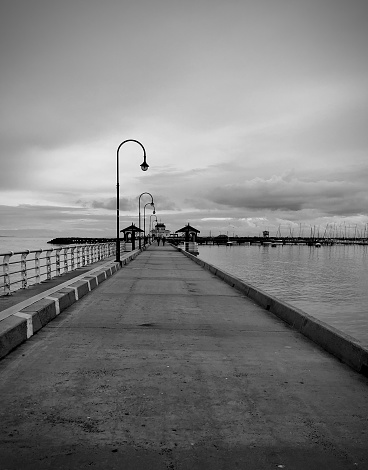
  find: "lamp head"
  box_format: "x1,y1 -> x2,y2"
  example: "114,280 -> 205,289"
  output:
140,161 -> 149,171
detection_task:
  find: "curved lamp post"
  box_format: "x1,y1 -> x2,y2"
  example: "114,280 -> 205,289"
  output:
138,192 -> 155,249
116,139 -> 149,264
143,202 -> 156,243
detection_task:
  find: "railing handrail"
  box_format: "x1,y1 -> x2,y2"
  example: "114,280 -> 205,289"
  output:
0,242 -> 125,296
0,243 -> 108,257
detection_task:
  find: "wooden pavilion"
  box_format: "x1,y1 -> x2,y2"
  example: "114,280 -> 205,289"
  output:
120,223 -> 144,250
175,223 -> 200,242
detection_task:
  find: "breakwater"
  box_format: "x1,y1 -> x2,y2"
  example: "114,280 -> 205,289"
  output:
48,237 -> 116,245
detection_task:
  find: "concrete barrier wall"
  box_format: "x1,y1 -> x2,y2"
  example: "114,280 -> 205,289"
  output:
177,247 -> 368,377
0,248 -> 144,361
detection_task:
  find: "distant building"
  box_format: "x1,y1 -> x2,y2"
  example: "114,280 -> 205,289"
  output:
152,222 -> 170,239
263,231 -> 269,238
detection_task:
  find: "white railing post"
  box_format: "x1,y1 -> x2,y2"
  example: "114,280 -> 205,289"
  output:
55,248 -> 62,276
35,250 -> 42,284
21,250 -> 30,289
2,252 -> 13,295
63,247 -> 69,273
86,245 -> 91,265
76,246 -> 81,268
46,249 -> 53,280
70,246 -> 75,271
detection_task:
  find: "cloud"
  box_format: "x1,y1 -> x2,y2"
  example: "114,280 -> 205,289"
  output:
1,0 -> 368,237
77,192 -> 181,213
0,203 -> 115,234
207,172 -> 368,217
89,198 -> 134,212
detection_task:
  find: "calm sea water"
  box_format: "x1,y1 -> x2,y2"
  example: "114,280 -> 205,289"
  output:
0,237 -> 55,253
198,244 -> 368,346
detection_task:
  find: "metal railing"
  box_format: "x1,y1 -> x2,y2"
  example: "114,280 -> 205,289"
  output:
0,242 -> 124,296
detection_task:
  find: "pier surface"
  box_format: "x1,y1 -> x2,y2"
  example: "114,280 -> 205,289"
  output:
0,244 -> 367,469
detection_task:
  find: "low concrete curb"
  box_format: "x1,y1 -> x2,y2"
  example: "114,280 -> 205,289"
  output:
177,247 -> 368,377
0,249 -> 143,361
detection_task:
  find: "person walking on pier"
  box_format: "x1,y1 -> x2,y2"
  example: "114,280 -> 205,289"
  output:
162,236 -> 166,246
157,237 -> 161,246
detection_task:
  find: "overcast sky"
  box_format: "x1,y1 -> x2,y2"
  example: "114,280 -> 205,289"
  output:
1,0 -> 367,238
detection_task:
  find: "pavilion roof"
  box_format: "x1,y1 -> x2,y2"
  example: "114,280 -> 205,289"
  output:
175,223 -> 200,234
120,224 -> 144,233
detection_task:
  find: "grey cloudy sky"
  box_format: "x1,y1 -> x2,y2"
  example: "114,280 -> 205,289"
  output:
1,0 -> 367,238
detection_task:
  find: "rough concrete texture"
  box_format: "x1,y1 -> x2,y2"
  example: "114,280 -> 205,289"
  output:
0,244 -> 367,469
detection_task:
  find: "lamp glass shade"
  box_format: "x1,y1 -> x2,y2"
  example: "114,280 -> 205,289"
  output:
140,161 -> 149,171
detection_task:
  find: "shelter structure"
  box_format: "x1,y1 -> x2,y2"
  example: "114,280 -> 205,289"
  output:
152,222 -> 170,240
175,223 -> 200,242
120,223 -> 144,250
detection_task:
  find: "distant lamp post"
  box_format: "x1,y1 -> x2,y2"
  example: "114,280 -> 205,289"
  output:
138,192 -> 155,249
143,202 -> 156,243
149,214 -> 158,241
116,139 -> 149,264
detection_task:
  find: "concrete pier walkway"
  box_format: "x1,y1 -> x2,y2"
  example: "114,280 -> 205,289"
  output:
0,244 -> 367,469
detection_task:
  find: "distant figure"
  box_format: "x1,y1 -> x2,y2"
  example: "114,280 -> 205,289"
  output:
157,238 -> 161,246
162,236 -> 166,246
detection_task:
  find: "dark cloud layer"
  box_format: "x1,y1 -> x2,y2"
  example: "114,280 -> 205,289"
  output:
207,174 -> 368,217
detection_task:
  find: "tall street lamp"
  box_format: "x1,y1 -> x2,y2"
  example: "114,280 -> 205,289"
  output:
138,192 -> 155,249
116,139 -> 149,264
143,201 -> 156,243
